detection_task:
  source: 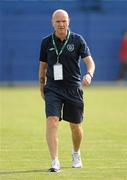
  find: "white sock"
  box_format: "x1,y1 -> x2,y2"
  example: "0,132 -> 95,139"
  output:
72,149 -> 80,154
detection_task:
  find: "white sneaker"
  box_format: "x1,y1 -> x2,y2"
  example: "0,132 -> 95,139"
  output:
72,150 -> 82,168
48,159 -> 60,172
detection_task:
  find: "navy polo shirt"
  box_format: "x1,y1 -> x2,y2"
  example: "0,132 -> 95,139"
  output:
39,31 -> 91,87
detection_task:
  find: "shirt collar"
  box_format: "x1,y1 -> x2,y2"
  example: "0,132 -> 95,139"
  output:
53,30 -> 70,42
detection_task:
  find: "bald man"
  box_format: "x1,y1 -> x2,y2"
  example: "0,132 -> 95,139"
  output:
39,9 -> 95,172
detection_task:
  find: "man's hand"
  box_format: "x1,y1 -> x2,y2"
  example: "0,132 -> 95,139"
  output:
82,73 -> 92,86
82,56 -> 95,86
40,84 -> 45,100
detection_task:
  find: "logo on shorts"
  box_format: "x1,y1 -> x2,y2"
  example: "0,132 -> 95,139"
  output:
67,44 -> 74,52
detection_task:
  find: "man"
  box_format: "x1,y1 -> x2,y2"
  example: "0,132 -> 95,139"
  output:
39,9 -> 95,172
118,31 -> 127,80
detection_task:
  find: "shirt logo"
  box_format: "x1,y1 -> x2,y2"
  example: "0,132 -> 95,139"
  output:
49,47 -> 55,51
67,44 -> 74,52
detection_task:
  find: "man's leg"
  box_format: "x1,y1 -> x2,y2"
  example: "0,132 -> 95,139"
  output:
46,116 -> 59,160
70,122 -> 83,152
70,122 -> 83,168
46,116 -> 60,172
118,63 -> 126,80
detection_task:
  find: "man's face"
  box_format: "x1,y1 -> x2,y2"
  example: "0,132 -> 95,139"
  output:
52,12 -> 69,35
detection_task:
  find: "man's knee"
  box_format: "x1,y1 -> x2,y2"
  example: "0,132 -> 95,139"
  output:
47,116 -> 59,128
70,123 -> 83,133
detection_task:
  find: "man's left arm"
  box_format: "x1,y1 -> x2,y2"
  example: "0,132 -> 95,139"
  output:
82,56 -> 95,86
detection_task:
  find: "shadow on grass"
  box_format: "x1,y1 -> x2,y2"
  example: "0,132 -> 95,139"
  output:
0,167 -> 72,175
0,169 -> 48,175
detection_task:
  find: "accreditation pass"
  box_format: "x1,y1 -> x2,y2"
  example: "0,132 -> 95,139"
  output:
53,63 -> 63,80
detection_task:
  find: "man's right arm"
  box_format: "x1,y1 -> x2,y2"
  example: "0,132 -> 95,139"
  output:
39,61 -> 48,99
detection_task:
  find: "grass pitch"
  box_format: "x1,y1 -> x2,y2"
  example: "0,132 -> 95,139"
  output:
0,85 -> 127,180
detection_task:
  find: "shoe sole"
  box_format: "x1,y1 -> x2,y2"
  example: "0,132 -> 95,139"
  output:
72,165 -> 82,168
48,168 -> 61,172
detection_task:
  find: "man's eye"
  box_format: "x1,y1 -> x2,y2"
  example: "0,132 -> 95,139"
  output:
56,21 -> 66,23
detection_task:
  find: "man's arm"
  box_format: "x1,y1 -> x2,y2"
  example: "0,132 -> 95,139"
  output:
39,61 -> 48,99
82,56 -> 95,86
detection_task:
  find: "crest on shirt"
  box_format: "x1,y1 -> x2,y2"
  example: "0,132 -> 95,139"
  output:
67,44 -> 74,52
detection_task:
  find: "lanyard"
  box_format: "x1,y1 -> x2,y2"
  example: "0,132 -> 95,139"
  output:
52,30 -> 70,63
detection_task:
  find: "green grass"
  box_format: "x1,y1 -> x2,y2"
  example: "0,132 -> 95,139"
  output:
0,85 -> 127,180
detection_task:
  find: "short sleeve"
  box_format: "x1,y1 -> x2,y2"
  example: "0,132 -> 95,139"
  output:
79,35 -> 91,58
39,39 -> 48,62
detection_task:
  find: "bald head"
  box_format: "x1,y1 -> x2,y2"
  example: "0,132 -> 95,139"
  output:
52,9 -> 69,20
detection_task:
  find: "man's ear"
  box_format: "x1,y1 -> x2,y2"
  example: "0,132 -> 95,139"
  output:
68,18 -> 70,26
52,19 -> 55,28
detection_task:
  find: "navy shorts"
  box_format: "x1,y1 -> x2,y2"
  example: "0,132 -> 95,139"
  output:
44,85 -> 84,124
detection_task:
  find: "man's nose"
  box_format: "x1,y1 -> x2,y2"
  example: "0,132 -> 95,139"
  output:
59,21 -> 64,26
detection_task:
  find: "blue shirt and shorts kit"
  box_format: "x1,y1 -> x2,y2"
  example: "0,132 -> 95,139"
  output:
39,31 -> 91,124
